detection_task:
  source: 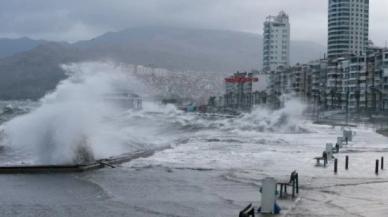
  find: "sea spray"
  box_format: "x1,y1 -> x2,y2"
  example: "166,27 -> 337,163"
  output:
1,62 -> 149,164
167,96 -> 309,133
237,97 -> 309,133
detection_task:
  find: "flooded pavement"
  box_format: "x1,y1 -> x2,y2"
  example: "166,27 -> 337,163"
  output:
1,122 -> 388,216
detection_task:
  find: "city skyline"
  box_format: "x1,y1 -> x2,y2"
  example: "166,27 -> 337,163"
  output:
0,0 -> 386,46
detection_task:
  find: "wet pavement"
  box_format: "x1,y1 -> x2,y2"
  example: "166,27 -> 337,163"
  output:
0,167 -> 263,217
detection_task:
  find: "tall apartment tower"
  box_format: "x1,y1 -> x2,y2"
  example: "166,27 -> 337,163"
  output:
328,0 -> 369,59
262,11 -> 290,72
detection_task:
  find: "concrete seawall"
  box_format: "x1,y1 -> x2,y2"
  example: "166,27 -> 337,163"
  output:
0,148 -> 168,174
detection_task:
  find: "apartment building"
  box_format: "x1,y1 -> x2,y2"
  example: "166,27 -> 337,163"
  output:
263,11 -> 290,72
328,0 -> 369,59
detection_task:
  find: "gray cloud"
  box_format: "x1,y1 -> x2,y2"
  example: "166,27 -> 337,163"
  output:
0,0 -> 387,46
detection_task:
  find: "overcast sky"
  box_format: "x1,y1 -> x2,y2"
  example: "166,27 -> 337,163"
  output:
0,0 -> 387,46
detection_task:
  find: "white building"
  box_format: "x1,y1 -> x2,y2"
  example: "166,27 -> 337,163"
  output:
328,0 -> 369,59
262,11 -> 290,72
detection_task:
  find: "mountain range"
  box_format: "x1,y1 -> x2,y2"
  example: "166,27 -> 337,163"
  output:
0,37 -> 44,59
0,26 -> 326,100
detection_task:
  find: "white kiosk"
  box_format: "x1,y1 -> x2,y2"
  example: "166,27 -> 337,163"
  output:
260,177 -> 278,214
337,137 -> 344,148
326,143 -> 334,159
343,130 -> 353,142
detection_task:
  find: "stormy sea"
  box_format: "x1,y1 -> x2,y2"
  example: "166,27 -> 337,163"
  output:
0,62 -> 388,216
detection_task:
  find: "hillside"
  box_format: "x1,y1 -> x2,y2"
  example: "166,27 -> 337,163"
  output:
0,43 -> 80,99
75,26 -> 325,72
0,26 -> 326,100
0,37 -> 44,59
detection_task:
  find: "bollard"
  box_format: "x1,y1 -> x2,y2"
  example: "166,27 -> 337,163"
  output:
345,155 -> 349,170
323,151 -> 328,167
292,182 -> 296,198
295,173 -> 299,194
376,160 -> 379,175
334,159 -> 338,174
381,157 -> 384,170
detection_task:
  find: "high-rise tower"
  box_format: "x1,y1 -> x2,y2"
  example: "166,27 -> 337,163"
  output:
328,0 -> 369,59
262,11 -> 290,72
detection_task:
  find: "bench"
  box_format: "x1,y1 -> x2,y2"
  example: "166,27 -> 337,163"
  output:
239,203 -> 255,217
314,157 -> 325,165
276,171 -> 299,199
314,151 -> 328,166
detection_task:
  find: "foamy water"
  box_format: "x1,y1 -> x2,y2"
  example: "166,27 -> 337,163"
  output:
0,61 -> 387,184
0,62 -> 181,164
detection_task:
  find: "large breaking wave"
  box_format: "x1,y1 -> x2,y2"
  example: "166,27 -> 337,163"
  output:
0,62 -> 174,165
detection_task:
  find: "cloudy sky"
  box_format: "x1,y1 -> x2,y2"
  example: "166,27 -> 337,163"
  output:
0,0 -> 387,46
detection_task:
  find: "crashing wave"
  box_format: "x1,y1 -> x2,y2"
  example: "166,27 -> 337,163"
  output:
168,97 -> 310,134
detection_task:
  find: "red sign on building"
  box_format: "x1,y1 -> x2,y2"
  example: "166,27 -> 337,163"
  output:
225,76 -> 259,83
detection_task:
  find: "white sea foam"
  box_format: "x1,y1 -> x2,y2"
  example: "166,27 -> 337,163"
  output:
0,62 -> 154,164
163,96 -> 310,133
235,97 -> 309,133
